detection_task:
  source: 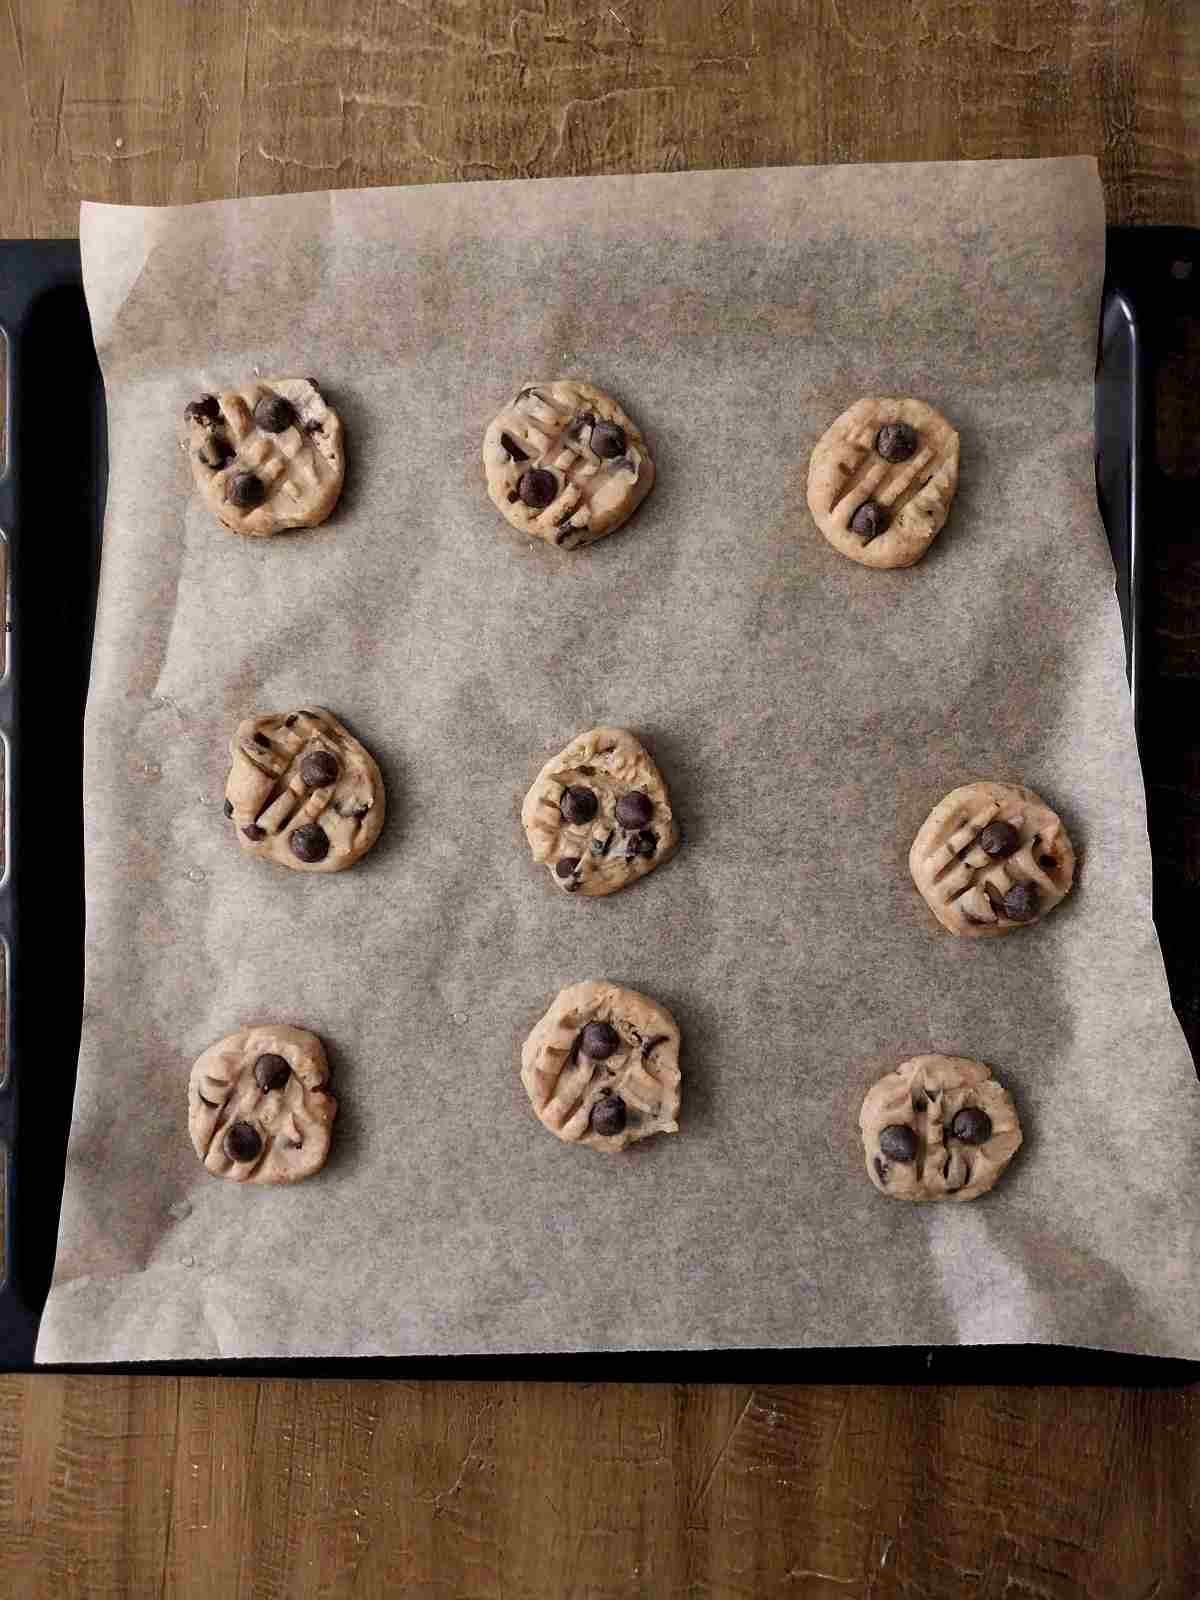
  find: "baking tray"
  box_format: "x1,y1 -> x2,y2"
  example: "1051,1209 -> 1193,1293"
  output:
0,227 -> 1195,1380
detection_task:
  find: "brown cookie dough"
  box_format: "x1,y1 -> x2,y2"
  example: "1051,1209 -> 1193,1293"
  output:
860,1054 -> 1022,1202
807,397 -> 959,569
189,1023 -> 336,1184
224,706 -> 385,874
909,780 -> 1075,936
521,980 -> 681,1153
483,380 -> 654,548
521,726 -> 680,897
182,378 -> 344,536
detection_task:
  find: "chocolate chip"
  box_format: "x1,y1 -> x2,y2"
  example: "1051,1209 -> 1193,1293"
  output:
980,820 -> 1020,859
519,468 -> 557,509
560,785 -> 597,824
590,1094 -> 627,1136
285,714 -> 298,727
243,824 -> 267,841
874,1156 -> 890,1185
951,1107 -> 993,1145
289,823 -> 330,863
499,431 -> 528,462
850,500 -> 890,541
226,471 -> 265,510
626,829 -> 656,860
1002,881 -> 1039,922
300,750 -> 339,788
878,1124 -> 918,1162
184,395 -> 221,423
592,831 -> 613,857
223,798 -> 233,818
254,1053 -> 291,1094
554,856 -> 580,879
591,421 -> 626,459
615,791 -> 653,829
253,393 -> 296,433
875,421 -> 918,463
1038,853 -> 1056,871
507,490 -> 520,503
252,731 -> 272,749
580,1022 -> 620,1059
223,1121 -> 262,1163
198,434 -> 234,470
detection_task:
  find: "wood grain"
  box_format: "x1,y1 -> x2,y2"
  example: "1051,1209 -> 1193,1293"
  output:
2,3 -> 1199,1596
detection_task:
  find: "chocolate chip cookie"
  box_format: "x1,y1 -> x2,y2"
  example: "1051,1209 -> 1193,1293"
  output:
182,378 -> 344,536
483,380 -> 654,547
807,397 -> 959,569
910,780 -> 1075,936
860,1055 -> 1022,1202
224,707 -> 385,874
189,1023 -> 336,1184
521,726 -> 679,897
521,980 -> 682,1153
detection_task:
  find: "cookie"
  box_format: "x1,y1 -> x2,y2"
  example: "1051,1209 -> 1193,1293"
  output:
521,726 -> 680,897
521,981 -> 681,1153
909,780 -> 1075,936
189,1023 -> 336,1184
860,1054 -> 1022,1202
483,380 -> 654,548
182,378 -> 344,536
224,706 -> 385,874
807,397 -> 959,569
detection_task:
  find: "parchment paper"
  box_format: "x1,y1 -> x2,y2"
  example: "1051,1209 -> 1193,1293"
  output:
37,157 -> 1200,1364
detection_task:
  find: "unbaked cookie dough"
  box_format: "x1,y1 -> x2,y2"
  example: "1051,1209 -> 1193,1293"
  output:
860,1054 -> 1022,1202
189,1023 -> 336,1184
521,980 -> 681,1153
909,780 -> 1075,937
807,397 -> 959,569
224,706 -> 385,874
521,726 -> 679,897
182,377 -> 345,536
483,380 -> 654,548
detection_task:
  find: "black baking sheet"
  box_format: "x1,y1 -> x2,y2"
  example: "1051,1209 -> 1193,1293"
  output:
0,226 -> 1195,1379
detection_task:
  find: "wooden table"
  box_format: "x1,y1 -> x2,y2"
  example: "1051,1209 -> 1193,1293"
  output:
2,4 -> 1198,1595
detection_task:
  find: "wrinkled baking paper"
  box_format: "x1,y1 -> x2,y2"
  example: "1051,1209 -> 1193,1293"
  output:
37,158 -> 1200,1362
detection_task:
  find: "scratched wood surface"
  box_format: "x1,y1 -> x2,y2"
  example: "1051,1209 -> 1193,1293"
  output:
2,3 -> 1200,1597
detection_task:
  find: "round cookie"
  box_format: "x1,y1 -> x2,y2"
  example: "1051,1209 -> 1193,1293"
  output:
860,1054 -> 1022,1202
483,380 -> 654,548
224,706 -> 385,874
807,397 -> 959,569
521,726 -> 680,897
909,780 -> 1075,937
189,1023 -> 336,1184
521,980 -> 681,1154
182,377 -> 344,536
